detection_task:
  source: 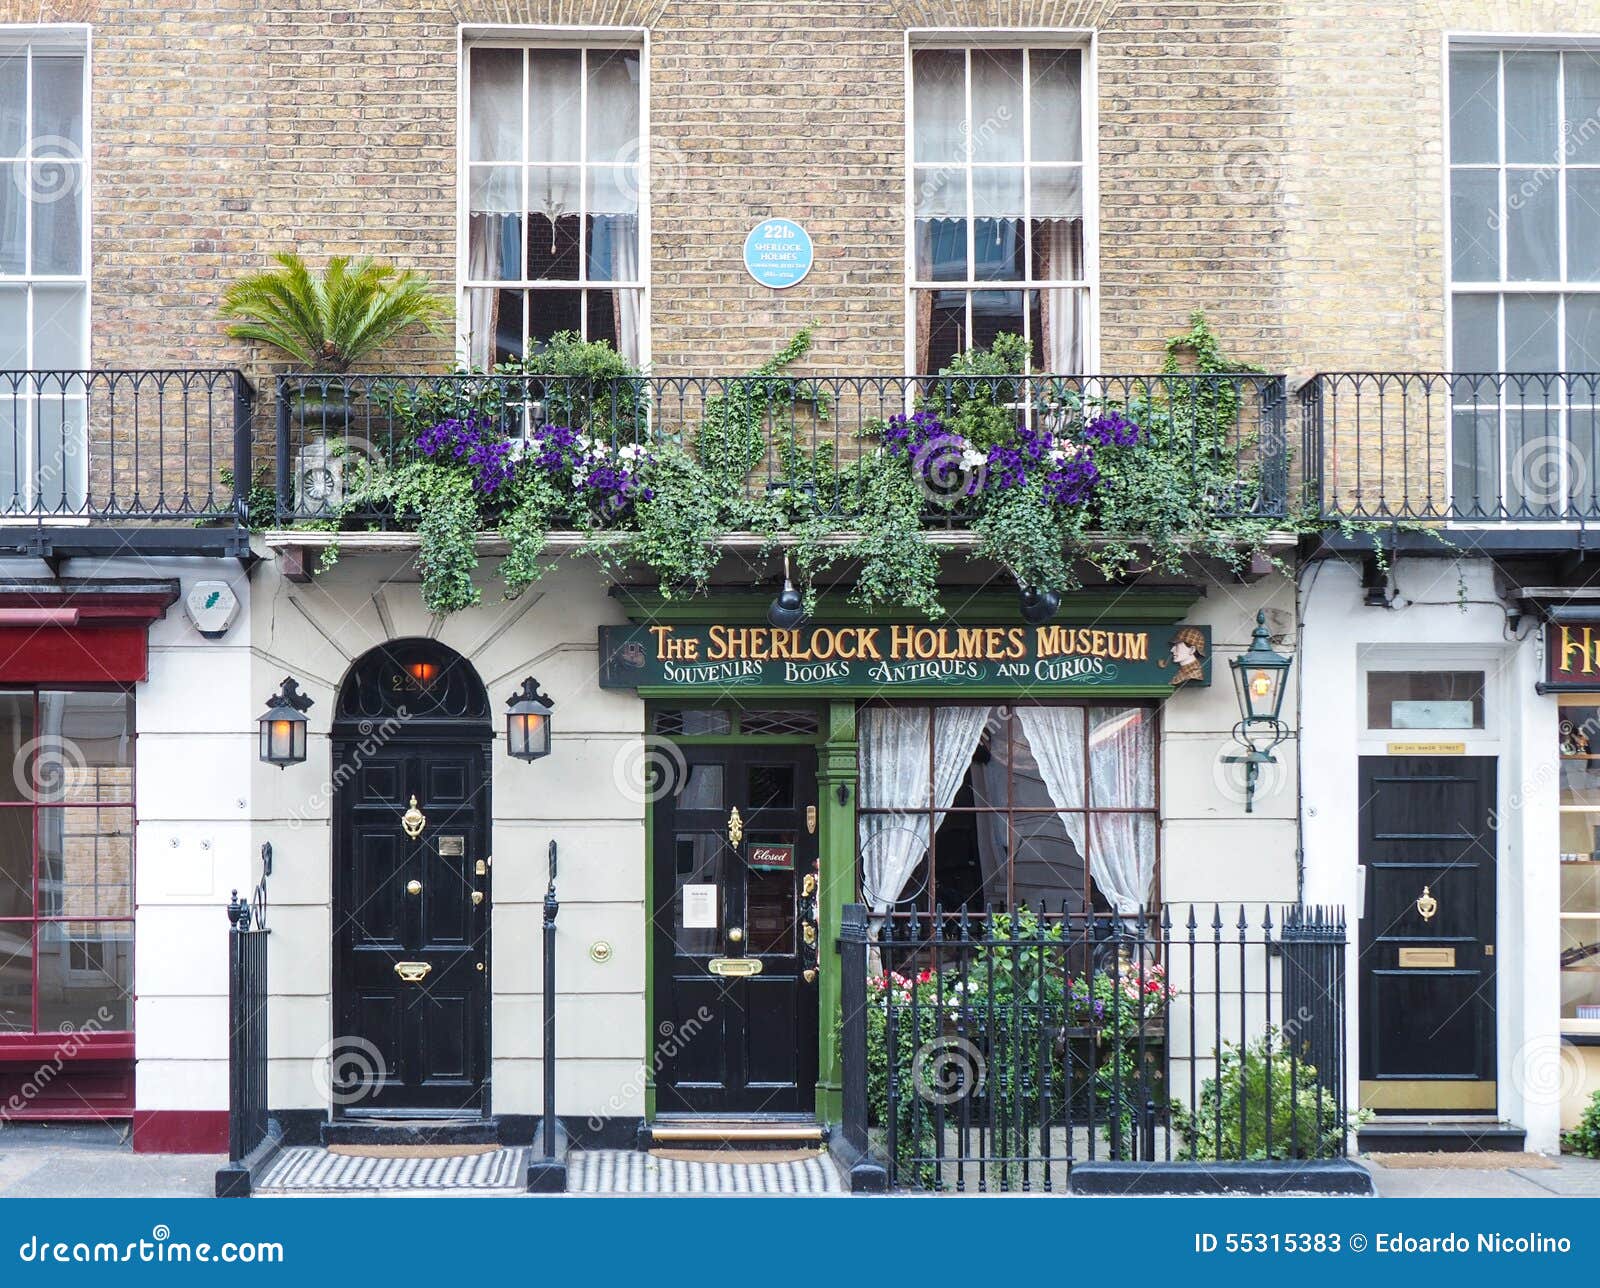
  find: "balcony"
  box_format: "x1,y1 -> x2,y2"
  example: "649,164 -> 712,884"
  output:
0,369 -> 254,562
1303,371 -> 1600,555
269,369 -> 1291,524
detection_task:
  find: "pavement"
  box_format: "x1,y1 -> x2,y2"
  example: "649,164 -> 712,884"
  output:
7,1122 -> 1600,1197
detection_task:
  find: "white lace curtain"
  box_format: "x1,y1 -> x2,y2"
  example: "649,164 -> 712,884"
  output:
857,705 -> 991,914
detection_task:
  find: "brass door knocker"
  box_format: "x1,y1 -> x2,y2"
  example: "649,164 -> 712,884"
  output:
401,795 -> 427,840
727,806 -> 744,847
1416,885 -> 1438,922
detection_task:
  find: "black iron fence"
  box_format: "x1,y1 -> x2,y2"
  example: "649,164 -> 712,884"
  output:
838,902 -> 1349,1193
215,888 -> 271,1198
0,369 -> 252,521
273,370 -> 1291,526
1303,371 -> 1600,524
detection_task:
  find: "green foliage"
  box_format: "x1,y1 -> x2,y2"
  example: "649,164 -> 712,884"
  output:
220,252 -> 450,371
1562,1089 -> 1600,1157
218,466 -> 277,532
694,325 -> 826,494
281,316 -> 1309,619
1174,1031 -> 1353,1161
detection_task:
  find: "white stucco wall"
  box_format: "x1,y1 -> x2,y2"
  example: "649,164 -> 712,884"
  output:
1299,556 -> 1564,1153
248,552 -> 645,1120
131,557 -> 257,1119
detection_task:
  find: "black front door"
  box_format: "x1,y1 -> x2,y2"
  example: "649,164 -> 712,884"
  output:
334,742 -> 490,1115
653,744 -> 819,1114
1358,755 -> 1497,1113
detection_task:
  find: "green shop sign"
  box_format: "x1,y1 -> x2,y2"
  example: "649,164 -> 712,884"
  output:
597,622 -> 1211,694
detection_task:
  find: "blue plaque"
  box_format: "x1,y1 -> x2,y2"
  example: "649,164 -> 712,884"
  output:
743,219 -> 813,289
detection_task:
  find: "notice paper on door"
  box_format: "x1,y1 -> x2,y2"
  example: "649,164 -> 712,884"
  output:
682,884 -> 718,929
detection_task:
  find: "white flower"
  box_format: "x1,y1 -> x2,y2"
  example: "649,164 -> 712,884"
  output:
591,441 -> 612,457
959,447 -> 987,470
570,470 -> 585,487
617,443 -> 644,461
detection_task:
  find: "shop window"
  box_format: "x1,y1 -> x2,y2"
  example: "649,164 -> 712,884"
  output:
909,45 -> 1089,372
1559,697 -> 1600,1032
464,43 -> 643,367
0,690 -> 134,1035
856,703 -> 1156,916
1365,670 -> 1486,730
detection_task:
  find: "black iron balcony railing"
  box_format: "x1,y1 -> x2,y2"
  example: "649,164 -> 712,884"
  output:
0,369 -> 252,521
272,371 -> 1292,529
1303,371 -> 1600,525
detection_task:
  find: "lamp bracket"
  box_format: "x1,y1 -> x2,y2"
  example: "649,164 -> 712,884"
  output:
267,676 -> 314,713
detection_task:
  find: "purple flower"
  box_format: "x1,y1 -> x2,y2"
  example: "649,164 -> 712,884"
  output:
1082,411 -> 1140,448
417,414 -> 517,495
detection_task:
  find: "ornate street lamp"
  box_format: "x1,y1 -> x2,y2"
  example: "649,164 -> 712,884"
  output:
257,677 -> 313,769
1222,611 -> 1293,813
506,677 -> 555,762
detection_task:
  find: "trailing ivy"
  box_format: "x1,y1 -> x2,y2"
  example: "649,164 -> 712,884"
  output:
287,318 -> 1311,618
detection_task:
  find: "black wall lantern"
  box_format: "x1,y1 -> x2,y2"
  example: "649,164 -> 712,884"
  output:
766,554 -> 805,630
1222,611 -> 1293,813
1018,586 -> 1061,625
506,677 -> 555,762
258,676 -> 313,769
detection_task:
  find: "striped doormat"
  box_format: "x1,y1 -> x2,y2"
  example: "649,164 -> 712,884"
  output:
258,1146 -> 528,1192
569,1149 -> 843,1195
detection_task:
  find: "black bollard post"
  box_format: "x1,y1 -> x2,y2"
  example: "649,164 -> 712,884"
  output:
527,839 -> 568,1192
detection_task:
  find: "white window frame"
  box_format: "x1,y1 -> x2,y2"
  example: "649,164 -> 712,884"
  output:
455,25 -> 650,368
1443,34 -> 1600,524
0,23 -> 91,371
903,29 -> 1099,376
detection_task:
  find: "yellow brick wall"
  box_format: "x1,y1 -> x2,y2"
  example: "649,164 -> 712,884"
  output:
5,0 -> 1299,379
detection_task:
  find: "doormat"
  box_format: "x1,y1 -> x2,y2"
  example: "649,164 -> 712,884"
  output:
1367,1152 -> 1556,1170
649,1148 -> 826,1164
257,1146 -> 528,1192
327,1144 -> 500,1159
570,1149 -> 843,1194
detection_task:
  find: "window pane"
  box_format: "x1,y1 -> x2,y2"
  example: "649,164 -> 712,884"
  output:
587,170 -> 639,281
36,920 -> 131,1032
1567,52 -> 1600,165
1450,50 -> 1500,164
528,49 -> 581,163
1030,49 -> 1081,163
912,49 -> 966,163
30,54 -> 82,156
1031,166 -> 1083,220
1011,811 -> 1088,910
917,289 -> 967,371
973,168 -> 1023,282
32,284 -> 84,368
1451,408 -> 1499,517
466,207 -> 521,281
1505,51 -> 1559,164
0,805 -> 31,919
1366,671 -> 1486,730
0,288 -> 24,367
45,692 -> 133,803
1568,295 -> 1600,370
1505,294 -> 1560,371
1090,814 -> 1156,911
652,708 -> 732,736
586,50 -> 639,163
31,165 -> 83,274
673,832 -> 722,956
1570,171 -> 1600,282
0,928 -> 31,1031
527,168 -> 580,280
1505,167 -> 1558,280
969,50 -> 1023,162
464,288 -> 522,365
0,52 -> 23,156
1032,217 -> 1084,280
33,396 -> 86,513
39,807 -> 132,918
1452,292 -> 1499,370
746,861 -> 794,954
528,288 -> 583,348
1507,403 -> 1565,516
914,166 -> 966,281
0,172 -> 22,274
967,290 -> 1026,354
1451,168 -> 1500,281
468,47 -> 523,163
0,692 -> 35,804
1038,285 -> 1084,373
1088,707 -> 1155,808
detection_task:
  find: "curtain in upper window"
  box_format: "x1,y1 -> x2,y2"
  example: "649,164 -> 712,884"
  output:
910,47 -> 1087,373
464,45 -> 643,368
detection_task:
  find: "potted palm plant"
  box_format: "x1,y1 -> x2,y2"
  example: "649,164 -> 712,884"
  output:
220,252 -> 451,429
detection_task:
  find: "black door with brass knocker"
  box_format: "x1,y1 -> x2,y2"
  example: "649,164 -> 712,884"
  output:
1358,755 -> 1497,1113
652,744 -> 819,1113
332,641 -> 493,1116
